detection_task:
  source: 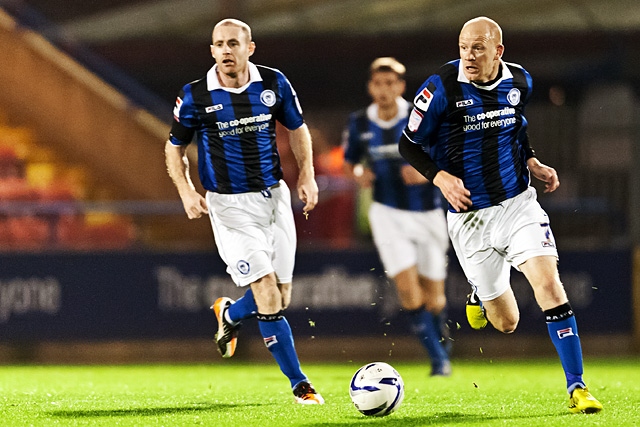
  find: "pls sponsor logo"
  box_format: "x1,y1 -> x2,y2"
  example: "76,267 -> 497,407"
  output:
557,327 -> 575,339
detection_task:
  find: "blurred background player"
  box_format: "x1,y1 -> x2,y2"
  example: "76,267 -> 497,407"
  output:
399,17 -> 602,413
342,57 -> 451,376
164,18 -> 323,404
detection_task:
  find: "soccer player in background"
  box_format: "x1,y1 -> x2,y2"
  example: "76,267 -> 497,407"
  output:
343,58 -> 452,376
164,18 -> 323,404
399,16 -> 602,413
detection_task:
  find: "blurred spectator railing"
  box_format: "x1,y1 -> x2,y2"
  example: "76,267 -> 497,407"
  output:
0,199 -> 183,251
0,0 -> 170,119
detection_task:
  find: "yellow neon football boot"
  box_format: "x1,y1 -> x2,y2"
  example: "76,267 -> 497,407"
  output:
465,288 -> 488,330
568,387 -> 603,414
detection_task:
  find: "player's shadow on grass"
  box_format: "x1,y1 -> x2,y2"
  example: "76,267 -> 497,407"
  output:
47,402 -> 261,418
302,410 -> 568,426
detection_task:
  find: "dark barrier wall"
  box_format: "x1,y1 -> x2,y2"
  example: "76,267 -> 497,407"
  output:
0,249 -> 631,341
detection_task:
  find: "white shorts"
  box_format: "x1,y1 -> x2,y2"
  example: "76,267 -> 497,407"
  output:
368,201 -> 449,279
206,180 -> 296,287
447,186 -> 558,301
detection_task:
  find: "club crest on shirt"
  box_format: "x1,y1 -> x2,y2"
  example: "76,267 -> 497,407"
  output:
507,88 -> 521,106
260,90 -> 276,107
237,260 -> 250,275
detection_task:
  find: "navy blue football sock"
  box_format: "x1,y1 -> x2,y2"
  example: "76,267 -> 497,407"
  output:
408,308 -> 449,366
258,313 -> 307,388
436,306 -> 452,355
227,288 -> 257,323
545,303 -> 586,392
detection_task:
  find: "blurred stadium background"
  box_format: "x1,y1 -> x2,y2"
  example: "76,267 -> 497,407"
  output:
0,0 -> 639,363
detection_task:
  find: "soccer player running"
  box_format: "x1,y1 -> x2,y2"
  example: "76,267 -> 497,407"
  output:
398,17 -> 603,413
165,18 -> 323,405
343,58 -> 452,376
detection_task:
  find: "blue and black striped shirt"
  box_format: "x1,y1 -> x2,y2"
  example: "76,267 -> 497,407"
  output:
169,62 -> 304,194
343,98 -> 443,212
403,59 -> 535,211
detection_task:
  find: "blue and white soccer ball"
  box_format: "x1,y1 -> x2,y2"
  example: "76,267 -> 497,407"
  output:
349,362 -> 404,416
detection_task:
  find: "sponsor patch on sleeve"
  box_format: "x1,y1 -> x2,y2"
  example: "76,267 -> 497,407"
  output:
414,87 -> 434,112
173,97 -> 183,122
408,108 -> 424,132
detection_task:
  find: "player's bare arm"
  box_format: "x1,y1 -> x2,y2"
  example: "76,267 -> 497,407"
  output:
400,164 -> 428,186
527,157 -> 560,193
432,170 -> 472,212
288,124 -> 319,213
164,140 -> 208,219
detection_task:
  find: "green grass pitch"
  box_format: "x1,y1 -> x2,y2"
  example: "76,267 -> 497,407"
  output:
0,358 -> 638,426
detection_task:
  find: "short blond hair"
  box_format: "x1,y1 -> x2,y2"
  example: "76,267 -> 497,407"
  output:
213,18 -> 252,43
370,57 -> 406,79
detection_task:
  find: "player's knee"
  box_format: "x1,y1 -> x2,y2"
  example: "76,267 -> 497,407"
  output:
496,319 -> 519,334
535,284 -> 568,310
490,314 -> 519,334
399,299 -> 423,311
251,274 -> 282,313
499,325 -> 517,334
424,295 -> 447,313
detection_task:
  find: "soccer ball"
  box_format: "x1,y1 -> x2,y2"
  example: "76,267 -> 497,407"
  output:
349,362 -> 404,416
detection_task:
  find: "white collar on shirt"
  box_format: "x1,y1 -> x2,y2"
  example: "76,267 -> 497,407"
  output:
457,59 -> 514,91
366,97 -> 410,129
207,62 -> 263,93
